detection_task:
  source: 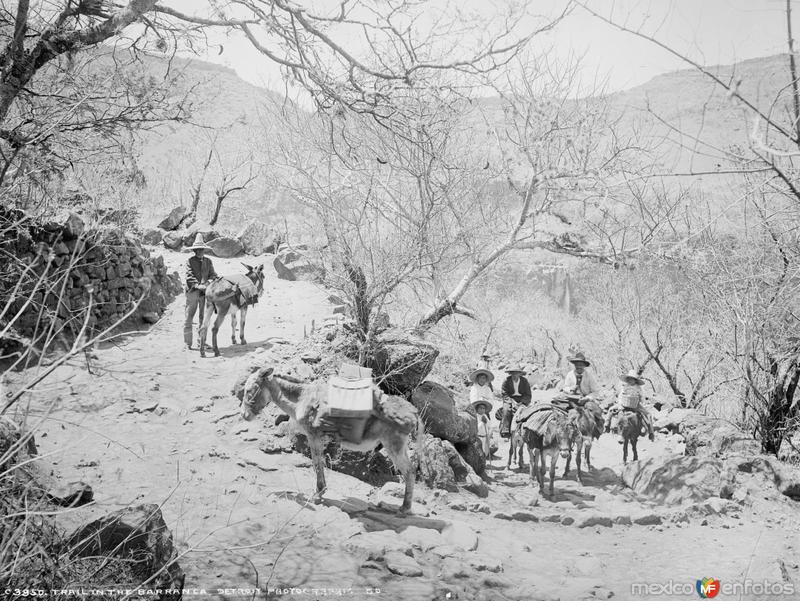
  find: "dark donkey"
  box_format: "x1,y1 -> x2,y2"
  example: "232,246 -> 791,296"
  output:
522,407 -> 579,497
199,263 -> 265,357
497,400 -> 525,470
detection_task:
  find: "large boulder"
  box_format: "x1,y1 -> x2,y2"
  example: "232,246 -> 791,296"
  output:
181,221 -> 219,247
142,228 -> 163,246
371,330 -> 439,396
416,435 -> 459,492
679,413 -> 760,457
157,206 -> 191,231
67,504 -> 184,596
654,407 -> 698,432
411,381 -> 476,443
416,435 -> 487,496
207,236 -> 243,258
162,230 -> 184,250
273,245 -> 324,282
238,220 -> 281,255
621,455 -> 733,504
723,453 -> 800,501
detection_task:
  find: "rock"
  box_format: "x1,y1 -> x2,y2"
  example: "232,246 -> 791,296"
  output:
237,448 -> 279,472
632,513 -> 662,526
57,211 -> 85,240
540,514 -> 562,523
613,515 -> 632,526
560,516 -> 575,526
724,453 -> 800,501
181,222 -> 219,247
398,526 -> 443,552
417,436 -> 460,492
441,520 -> 479,551
468,502 -> 491,514
512,490 -> 540,508
67,504 -> 184,591
468,556 -> 503,573
679,412 -> 760,457
158,206 -> 191,231
342,531 -> 412,559
463,472 -> 489,498
273,246 -> 324,282
46,481 -> 93,507
455,437 -> 487,478
622,455 -> 729,504
509,511 -> 539,523
653,407 -> 696,432
162,230 -> 184,250
373,332 -> 439,396
207,236 -> 243,258
577,513 -> 613,528
142,228 -> 163,245
237,220 -> 280,255
384,551 -> 423,577
439,557 -> 470,579
411,381 -> 476,444
141,312 -> 160,325
327,294 -> 346,305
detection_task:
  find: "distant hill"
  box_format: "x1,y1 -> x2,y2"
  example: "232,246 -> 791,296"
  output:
114,51 -> 794,236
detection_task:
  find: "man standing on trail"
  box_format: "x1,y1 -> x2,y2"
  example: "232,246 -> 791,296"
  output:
183,233 -> 217,350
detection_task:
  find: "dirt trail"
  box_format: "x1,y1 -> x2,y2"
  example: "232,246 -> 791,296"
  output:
7,249 -> 800,601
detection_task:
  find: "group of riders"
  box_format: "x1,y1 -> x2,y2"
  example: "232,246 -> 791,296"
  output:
468,352 -> 655,461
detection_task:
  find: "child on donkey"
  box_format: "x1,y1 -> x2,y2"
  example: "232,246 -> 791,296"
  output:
605,370 -> 654,440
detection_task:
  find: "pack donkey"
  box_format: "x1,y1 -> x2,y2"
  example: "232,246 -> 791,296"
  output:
199,263 -> 265,357
522,407 -> 580,496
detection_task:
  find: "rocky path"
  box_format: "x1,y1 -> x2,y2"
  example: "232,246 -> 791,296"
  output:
7,249 -> 800,601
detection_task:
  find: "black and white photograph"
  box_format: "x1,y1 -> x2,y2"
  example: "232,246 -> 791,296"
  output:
1,1 -> 799,600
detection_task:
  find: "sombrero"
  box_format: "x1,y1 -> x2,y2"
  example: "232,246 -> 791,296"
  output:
471,399 -> 494,414
567,352 -> 591,367
620,370 -> 645,386
187,233 -> 212,251
469,368 -> 494,383
505,364 -> 526,375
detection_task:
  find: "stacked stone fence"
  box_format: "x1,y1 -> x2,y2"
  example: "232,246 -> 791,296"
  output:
1,207 -> 180,355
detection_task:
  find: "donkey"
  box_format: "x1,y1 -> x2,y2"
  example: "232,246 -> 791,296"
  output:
522,408 -> 579,497
562,400 -> 604,480
498,401 -> 525,470
616,410 -> 642,463
199,263 -> 265,358
244,367 -> 418,513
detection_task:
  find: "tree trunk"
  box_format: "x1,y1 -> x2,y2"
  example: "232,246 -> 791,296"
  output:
209,195 -> 223,226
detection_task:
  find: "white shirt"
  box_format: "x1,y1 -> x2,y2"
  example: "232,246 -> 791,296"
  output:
470,383 -> 494,405
562,368 -> 601,396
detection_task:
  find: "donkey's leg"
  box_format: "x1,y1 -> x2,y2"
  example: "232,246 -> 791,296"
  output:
507,435 -> 513,470
632,436 -> 639,461
575,438 -> 584,485
585,439 -> 592,470
212,304 -> 227,357
230,305 -> 237,345
383,434 -> 414,514
548,451 -> 557,497
623,437 -> 629,464
239,305 -> 248,344
562,445 -> 572,478
533,448 -> 544,492
307,434 -> 327,503
528,444 -> 536,484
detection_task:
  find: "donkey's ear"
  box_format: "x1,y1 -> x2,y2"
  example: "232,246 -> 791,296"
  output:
241,262 -> 254,272
257,264 -> 264,272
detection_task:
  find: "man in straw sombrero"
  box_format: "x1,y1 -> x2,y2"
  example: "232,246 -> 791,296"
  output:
183,233 -> 217,350
562,352 -> 601,397
497,364 -> 532,439
469,367 -> 496,458
605,370 -> 654,440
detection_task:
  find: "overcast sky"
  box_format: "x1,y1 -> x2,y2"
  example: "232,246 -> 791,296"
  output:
175,0 -> 796,93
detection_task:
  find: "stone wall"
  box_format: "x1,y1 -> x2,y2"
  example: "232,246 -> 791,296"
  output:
1,207 -> 180,350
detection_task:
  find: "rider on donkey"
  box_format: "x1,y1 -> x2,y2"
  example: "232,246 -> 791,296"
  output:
497,364 -> 531,438
560,352 -> 605,437
605,370 -> 655,440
